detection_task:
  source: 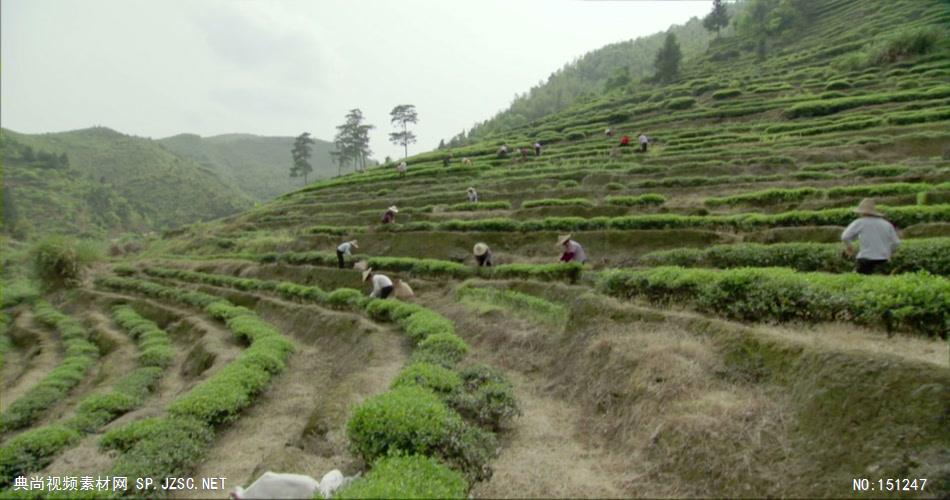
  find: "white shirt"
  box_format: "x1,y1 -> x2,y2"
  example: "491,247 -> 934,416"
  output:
397,162 -> 407,173
638,134 -> 648,144
337,242 -> 354,255
467,191 -> 478,202
370,274 -> 393,297
564,240 -> 588,263
841,217 -> 900,260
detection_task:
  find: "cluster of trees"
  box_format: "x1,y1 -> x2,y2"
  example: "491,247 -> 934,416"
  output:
291,105 -> 421,182
735,0 -> 816,58
460,15 -> 715,143
1,137 -> 69,169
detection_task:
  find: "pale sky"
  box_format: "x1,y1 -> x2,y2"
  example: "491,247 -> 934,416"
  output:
1,0 -> 710,160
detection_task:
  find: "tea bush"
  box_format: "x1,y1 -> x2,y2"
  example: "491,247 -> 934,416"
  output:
448,201 -> 511,211
605,194 -> 666,206
448,364 -> 521,431
712,89 -> 742,100
391,362 -> 462,395
599,267 -> 949,337
639,238 -> 950,275
522,198 -> 594,209
347,386 -> 463,462
334,454 -> 467,499
705,188 -> 821,207
0,302 -> 98,432
412,333 -> 469,368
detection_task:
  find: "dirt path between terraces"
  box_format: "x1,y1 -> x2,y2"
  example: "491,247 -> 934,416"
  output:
41,290 -> 235,478
164,286 -> 408,499
2,310 -> 61,413
420,290 -> 637,498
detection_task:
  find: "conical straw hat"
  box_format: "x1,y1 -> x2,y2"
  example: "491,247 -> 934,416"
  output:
855,198 -> 882,216
473,242 -> 488,256
362,268 -> 373,282
388,205 -> 399,213
556,233 -> 572,246
350,240 -> 359,249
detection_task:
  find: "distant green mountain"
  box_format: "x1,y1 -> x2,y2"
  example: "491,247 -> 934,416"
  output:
1,127 -> 253,238
158,133 -> 338,201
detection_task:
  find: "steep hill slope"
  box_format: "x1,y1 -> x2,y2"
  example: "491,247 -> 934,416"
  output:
462,12 -> 724,142
1,127 -> 253,237
3,0 -> 948,497
158,133 -> 338,201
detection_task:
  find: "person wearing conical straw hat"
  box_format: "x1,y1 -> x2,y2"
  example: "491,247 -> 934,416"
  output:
841,198 -> 900,275
336,240 -> 358,269
557,234 -> 588,264
381,205 -> 399,224
467,187 -> 478,203
363,268 -> 394,299
473,242 -> 493,267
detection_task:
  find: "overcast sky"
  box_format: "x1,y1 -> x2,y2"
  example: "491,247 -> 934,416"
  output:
2,0 -> 710,160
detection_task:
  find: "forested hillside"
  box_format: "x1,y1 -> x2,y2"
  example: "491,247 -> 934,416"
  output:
1,0 -> 948,498
459,12 -> 725,143
158,133 -> 338,201
1,127 -> 253,237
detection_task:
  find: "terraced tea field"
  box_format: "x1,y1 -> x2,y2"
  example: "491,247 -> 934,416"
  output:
2,0 -> 949,497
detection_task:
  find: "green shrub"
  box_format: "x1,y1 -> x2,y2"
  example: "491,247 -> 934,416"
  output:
391,362 -> 462,395
865,26 -> 943,65
850,165 -> 909,178
0,426 -> 81,487
347,386 -> 463,462
557,180 -> 580,188
400,310 -> 456,344
113,264 -> 137,276
705,188 -> 820,207
565,130 -> 586,141
712,88 -> 742,100
96,276 -> 294,427
784,86 -> 950,118
0,280 -> 39,308
825,80 -> 852,91
102,416 -> 214,487
448,365 -> 521,431
1,302 -> 98,432
827,182 -> 937,199
30,235 -> 101,290
665,97 -> 696,110
334,454 -> 467,499
605,194 -> 666,206
366,256 -> 473,279
412,333 -> 469,368
599,267 -> 949,337
458,285 -> 567,327
448,201 -> 511,211
522,198 -> 593,209
327,288 -> 363,309
490,263 -> 583,283
819,91 -> 847,99
887,108 -> 950,125
605,182 -> 625,191
639,239 -> 950,276
918,191 -> 950,206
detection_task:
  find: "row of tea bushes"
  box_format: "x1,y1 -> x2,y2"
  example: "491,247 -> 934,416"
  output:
0,302 -> 99,433
94,276 -> 294,489
639,238 -> 950,275
598,266 -> 948,337
142,265 -> 517,495
0,305 -> 172,487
